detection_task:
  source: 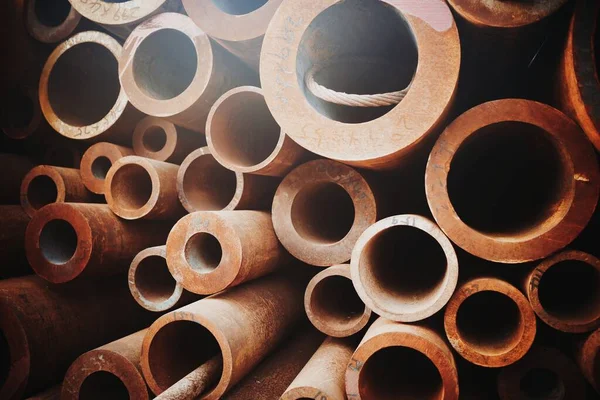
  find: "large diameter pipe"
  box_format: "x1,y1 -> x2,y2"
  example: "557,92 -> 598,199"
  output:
25,203 -> 170,283
346,317 -> 459,400
0,153 -> 34,204
105,156 -> 185,220
80,142 -> 134,195
25,0 -> 83,43
444,277 -> 537,368
140,274 -> 306,399
0,275 -> 154,399
577,328 -> 600,393
166,211 -> 286,295
351,214 -> 459,322
0,206 -> 31,279
425,99 -> 600,263
119,12 -> 257,132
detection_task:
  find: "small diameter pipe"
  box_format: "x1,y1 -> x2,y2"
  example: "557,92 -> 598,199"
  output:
79,142 -> 134,195
576,328 -> 600,393
154,356 -> 222,400
25,0 -> 82,44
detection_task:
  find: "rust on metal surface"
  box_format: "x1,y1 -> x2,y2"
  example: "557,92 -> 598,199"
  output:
0,153 -> 34,204
61,330 -> 149,400
346,317 -> 459,400
426,99 -> 600,263
25,0 -> 82,43
80,142 -> 134,195
0,206 -> 31,279
154,356 -> 223,400
444,277 -> 536,368
577,328 -> 600,392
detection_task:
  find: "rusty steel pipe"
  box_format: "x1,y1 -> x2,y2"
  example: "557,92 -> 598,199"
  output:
351,214 -> 459,322
206,86 -> 306,177
39,31 -> 142,143
133,116 -> 205,164
497,346 -> 586,400
0,206 -> 31,279
577,328 -> 600,393
154,356 -> 222,400
444,277 -> 536,368
105,156 -> 185,220
166,211 -> 286,295
0,275 -> 154,398
80,142 -> 134,195
141,274 -> 306,399
305,264 -> 371,338
25,203 -> 170,283
25,0 -> 82,43
346,317 -> 459,400
426,99 -> 600,263
0,153 -> 34,204
272,159 -> 379,266
20,165 -> 98,217
119,12 -> 257,132
61,330 -> 149,400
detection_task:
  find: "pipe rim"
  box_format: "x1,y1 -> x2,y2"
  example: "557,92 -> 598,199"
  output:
0,301 -> 30,400
70,0 -> 174,26
20,166 -> 66,218
80,143 -> 130,195
25,0 -> 82,44
132,117 -> 179,162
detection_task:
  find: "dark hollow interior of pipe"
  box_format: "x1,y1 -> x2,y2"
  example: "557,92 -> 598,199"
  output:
212,0 -> 268,15
185,233 -> 223,274
91,156 -> 112,180
296,0 -> 417,123
135,255 -> 177,303
110,164 -> 152,211
34,0 -> 71,27
538,260 -> 600,324
291,182 -> 355,244
39,219 -> 78,265
0,331 -> 9,388
133,29 -> 197,101
78,371 -> 129,400
359,346 -> 443,400
47,43 -> 120,127
27,175 -> 58,210
143,127 -> 168,153
182,155 -> 237,211
1,88 -> 34,129
519,368 -> 565,400
456,291 -> 523,355
311,275 -> 365,328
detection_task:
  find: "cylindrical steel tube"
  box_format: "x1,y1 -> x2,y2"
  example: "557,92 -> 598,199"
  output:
444,277 -> 537,368
0,206 -> 31,279
105,156 -> 185,220
61,330 -> 149,400
0,275 -> 154,398
119,12 -> 256,132
166,211 -> 286,295
0,153 -> 34,204
577,328 -> 600,393
20,165 -> 98,217
25,0 -> 82,43
80,142 -> 134,195
425,99 -> 600,263
346,317 -> 459,400
39,31 -> 142,143
25,203 -> 170,283
140,274 -> 306,399
154,356 -> 222,400
305,264 -> 371,337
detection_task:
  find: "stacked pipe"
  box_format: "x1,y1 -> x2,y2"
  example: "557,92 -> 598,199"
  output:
1,0 -> 600,399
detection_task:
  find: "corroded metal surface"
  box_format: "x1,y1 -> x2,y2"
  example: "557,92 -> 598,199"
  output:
80,142 -> 134,195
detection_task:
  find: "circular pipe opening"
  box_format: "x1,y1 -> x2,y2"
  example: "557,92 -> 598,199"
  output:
78,371 -> 130,400
182,155 -> 237,211
91,156 -> 112,180
39,219 -> 78,265
447,122 -> 568,238
0,331 -> 9,388
211,0 -> 268,15
34,0 -> 71,27
133,29 -> 198,101
456,291 -> 523,356
148,321 -> 222,391
48,43 -> 120,127
210,92 -> 280,169
143,126 -> 168,153
358,346 -> 443,400
519,368 -> 565,400
310,275 -> 365,329
291,182 -> 355,244
537,260 -> 600,324
185,233 -> 223,274
110,164 -> 153,211
27,175 -> 58,210
296,0 -> 417,124
135,255 -> 177,304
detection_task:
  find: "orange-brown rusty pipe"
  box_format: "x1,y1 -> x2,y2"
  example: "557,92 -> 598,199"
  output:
80,142 -> 135,195
154,356 -> 222,400
25,0 -> 83,44
0,206 -> 31,279
0,153 -> 34,204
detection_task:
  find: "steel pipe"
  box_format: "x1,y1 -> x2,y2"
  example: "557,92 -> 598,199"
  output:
80,142 -> 134,195
577,328 -> 600,393
346,317 -> 459,400
25,0 -> 82,43
154,356 -> 222,400
305,264 -> 371,337
141,274 -> 306,399
166,211 -> 286,295
426,99 -> 600,263
119,12 -> 257,132
0,153 -> 34,204
0,206 -> 31,279
105,156 -> 185,220
61,330 -> 149,400
25,203 -> 170,283
444,277 -> 536,368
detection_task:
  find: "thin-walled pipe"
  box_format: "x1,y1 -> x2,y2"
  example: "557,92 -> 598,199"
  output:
80,142 -> 134,195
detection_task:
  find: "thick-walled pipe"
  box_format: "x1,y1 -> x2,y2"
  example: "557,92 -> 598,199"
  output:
39,31 -> 142,143
25,0 -> 82,43
133,116 -> 205,164
105,156 -> 185,220
25,203 -> 170,283
119,12 -> 257,132
20,165 -> 98,217
0,275 -> 154,398
577,328 -> 600,392
154,356 -> 222,400
351,214 -> 458,322
346,317 -> 459,400
497,346 -> 586,400
281,336 -> 356,400
444,277 -> 536,368
166,211 -> 286,295
80,142 -> 134,195
141,274 -> 306,399
0,153 -> 34,204
206,86 -> 306,177
0,206 -> 31,278
526,250 -> 600,333
61,330 -> 149,400
177,147 -> 278,213
305,264 -> 371,337
426,99 -> 600,263
272,159 -> 379,266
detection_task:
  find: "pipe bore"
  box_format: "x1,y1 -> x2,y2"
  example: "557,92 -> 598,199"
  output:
184,233 -> 223,274
78,371 -> 129,400
26,0 -> 81,43
33,0 -> 71,27
109,164 -> 152,212
142,126 -> 167,152
80,143 -> 134,195
91,157 -> 112,179
39,219 -> 78,265
211,0 -> 268,15
26,176 -> 58,211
